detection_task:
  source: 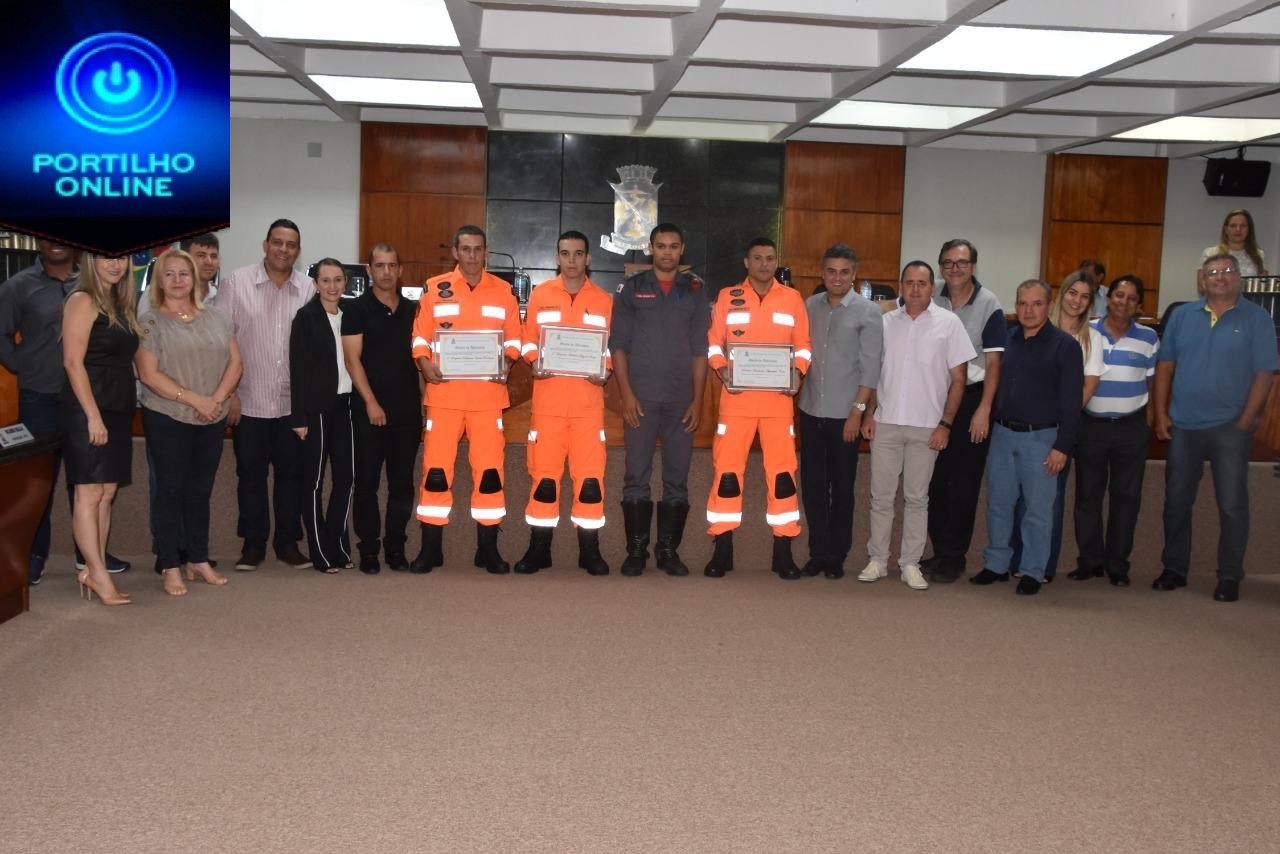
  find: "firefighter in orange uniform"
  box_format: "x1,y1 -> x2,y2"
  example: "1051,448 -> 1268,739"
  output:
515,230 -> 614,575
409,225 -> 522,574
704,237 -> 812,578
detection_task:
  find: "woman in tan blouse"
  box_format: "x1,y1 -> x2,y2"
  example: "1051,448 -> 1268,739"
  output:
135,249 -> 242,596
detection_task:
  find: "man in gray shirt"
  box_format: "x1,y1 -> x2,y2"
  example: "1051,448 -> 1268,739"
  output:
796,244 -> 882,579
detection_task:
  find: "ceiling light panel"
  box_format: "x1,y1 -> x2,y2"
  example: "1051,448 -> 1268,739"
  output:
813,100 -> 992,129
305,48 -> 470,82
694,18 -> 878,67
902,26 -> 1169,77
1115,117 -> 1280,142
311,75 -> 482,108
231,0 -> 459,47
489,57 -> 654,92
675,65 -> 832,99
480,9 -> 672,58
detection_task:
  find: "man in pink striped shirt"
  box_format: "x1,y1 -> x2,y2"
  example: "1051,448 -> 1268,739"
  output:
218,219 -> 315,571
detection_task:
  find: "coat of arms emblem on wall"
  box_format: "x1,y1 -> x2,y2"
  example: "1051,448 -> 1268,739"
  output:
600,164 -> 660,255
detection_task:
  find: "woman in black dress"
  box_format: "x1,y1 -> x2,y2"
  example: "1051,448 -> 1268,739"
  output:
61,254 -> 140,606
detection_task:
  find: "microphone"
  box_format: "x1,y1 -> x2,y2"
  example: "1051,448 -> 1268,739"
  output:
486,250 -> 517,270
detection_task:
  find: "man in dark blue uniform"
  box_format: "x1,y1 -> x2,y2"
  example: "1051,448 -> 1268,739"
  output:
610,223 -> 711,576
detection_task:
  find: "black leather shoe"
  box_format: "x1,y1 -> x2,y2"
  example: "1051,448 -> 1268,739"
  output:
823,562 -> 845,580
1213,579 -> 1240,602
409,524 -> 443,574
969,568 -> 1009,585
1151,569 -> 1187,591
801,557 -> 825,577
385,553 -> 410,572
1016,576 -> 1042,596
704,532 -> 733,577
235,544 -> 266,571
925,558 -> 963,584
514,528 -> 553,574
1068,566 -> 1104,581
359,554 -> 381,575
1106,572 -> 1130,588
920,555 -> 942,573
276,545 -> 313,569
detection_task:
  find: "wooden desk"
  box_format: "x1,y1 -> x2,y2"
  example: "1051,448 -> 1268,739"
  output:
0,435 -> 59,626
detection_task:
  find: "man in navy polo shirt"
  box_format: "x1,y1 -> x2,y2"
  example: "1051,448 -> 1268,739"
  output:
1152,254 -> 1277,602
970,279 -> 1083,597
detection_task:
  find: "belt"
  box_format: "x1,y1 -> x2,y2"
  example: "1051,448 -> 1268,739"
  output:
996,418 -> 1057,432
1084,407 -> 1146,423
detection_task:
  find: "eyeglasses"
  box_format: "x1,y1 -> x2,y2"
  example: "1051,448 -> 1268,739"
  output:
1205,266 -> 1237,277
939,259 -> 973,270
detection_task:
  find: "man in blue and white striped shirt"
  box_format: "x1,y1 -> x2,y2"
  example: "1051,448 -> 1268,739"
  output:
1072,275 -> 1159,587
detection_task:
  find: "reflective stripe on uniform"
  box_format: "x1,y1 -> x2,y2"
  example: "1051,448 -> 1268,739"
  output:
471,507 -> 506,521
708,345 -> 724,358
526,514 -> 558,527
433,304 -> 461,317
772,312 -> 795,327
707,510 -> 742,523
537,310 -> 562,324
794,348 -> 812,361
583,313 -> 607,328
716,423 -> 727,435
521,342 -> 538,356
726,311 -> 751,325
571,515 -> 605,530
481,305 -> 506,319
766,510 -> 801,526
417,504 -> 450,519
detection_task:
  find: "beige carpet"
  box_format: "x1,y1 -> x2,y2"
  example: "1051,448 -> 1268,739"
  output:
3,443 -> 1279,853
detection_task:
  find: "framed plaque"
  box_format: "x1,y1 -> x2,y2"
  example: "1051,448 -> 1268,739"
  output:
434,329 -> 505,380
727,343 -> 793,392
537,325 -> 608,379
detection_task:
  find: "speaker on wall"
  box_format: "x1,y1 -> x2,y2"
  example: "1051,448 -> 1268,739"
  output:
1203,156 -> 1271,197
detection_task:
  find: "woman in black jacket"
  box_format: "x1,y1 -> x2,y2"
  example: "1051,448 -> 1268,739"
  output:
289,259 -> 354,573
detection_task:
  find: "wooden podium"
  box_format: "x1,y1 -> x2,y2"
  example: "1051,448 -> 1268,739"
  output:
0,434 -> 59,626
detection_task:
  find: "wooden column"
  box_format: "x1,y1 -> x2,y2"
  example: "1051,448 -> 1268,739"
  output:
1040,153 -> 1167,315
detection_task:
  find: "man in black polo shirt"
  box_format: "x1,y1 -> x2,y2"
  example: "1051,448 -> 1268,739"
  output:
970,279 -> 1083,596
610,222 -> 710,576
341,243 -> 422,574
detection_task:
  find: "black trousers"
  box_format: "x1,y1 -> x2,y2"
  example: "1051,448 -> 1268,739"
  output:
144,409 -> 225,567
351,406 -> 420,559
301,396 -> 355,570
232,413 -> 304,553
1074,409 -> 1149,579
622,398 -> 695,503
927,382 -> 990,566
799,410 -> 861,563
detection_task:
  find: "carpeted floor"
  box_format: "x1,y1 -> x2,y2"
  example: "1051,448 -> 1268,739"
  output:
3,443 -> 1279,852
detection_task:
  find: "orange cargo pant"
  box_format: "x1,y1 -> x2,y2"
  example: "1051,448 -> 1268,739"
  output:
525,411 -> 606,530
706,415 -> 801,537
417,407 -> 507,526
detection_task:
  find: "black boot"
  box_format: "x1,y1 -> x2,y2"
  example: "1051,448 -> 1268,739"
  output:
620,499 -> 653,577
704,531 -> 734,577
473,524 -> 510,574
772,535 -> 800,580
654,501 -> 690,577
577,528 -> 610,575
514,528 -> 553,574
408,523 -> 443,574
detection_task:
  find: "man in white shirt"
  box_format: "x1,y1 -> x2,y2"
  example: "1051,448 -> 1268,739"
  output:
860,261 -> 975,590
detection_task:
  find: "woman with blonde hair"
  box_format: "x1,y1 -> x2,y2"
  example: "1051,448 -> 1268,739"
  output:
1009,270 -> 1105,581
135,248 -> 242,596
61,254 -> 141,605
1202,208 -> 1265,277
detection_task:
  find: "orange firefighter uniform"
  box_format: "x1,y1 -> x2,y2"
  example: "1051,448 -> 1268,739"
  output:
521,275 -> 614,530
705,279 -> 812,537
410,267 -> 522,526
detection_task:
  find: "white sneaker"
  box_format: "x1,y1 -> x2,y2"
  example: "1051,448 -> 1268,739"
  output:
901,564 -> 929,590
857,560 -> 887,582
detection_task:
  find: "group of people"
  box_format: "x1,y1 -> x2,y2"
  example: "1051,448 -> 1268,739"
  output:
0,209 -> 1274,606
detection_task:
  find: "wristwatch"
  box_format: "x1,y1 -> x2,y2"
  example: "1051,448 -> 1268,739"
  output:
938,419 -> 953,429
852,401 -> 867,413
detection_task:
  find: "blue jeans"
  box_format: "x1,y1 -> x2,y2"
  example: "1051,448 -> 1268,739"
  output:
1161,422 -> 1252,581
982,423 -> 1059,581
1010,461 -> 1070,578
18,389 -> 67,566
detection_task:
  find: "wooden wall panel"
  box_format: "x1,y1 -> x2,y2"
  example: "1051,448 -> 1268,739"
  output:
1042,222 -> 1165,316
0,368 -> 16,427
1040,153 -> 1168,311
783,142 -> 905,298
359,123 -> 487,290
361,123 -> 486,196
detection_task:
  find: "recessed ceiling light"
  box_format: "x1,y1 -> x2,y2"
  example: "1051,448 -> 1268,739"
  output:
1115,116 -> 1280,142
231,0 -> 459,47
813,101 -> 993,129
311,75 -> 481,108
902,26 -> 1168,77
